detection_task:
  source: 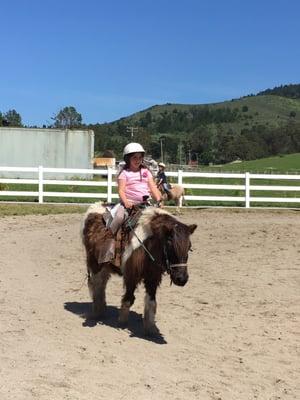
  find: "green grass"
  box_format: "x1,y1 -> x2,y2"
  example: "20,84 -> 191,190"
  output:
0,203 -> 87,217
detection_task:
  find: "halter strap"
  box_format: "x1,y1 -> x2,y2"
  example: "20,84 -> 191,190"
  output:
163,244 -> 187,274
169,263 -> 187,268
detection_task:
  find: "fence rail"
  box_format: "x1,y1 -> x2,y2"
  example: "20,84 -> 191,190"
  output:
0,166 -> 299,208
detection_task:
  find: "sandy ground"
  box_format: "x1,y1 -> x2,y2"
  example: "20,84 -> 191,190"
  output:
0,208 -> 299,400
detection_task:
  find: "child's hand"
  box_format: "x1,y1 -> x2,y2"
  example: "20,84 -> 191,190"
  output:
124,200 -> 133,209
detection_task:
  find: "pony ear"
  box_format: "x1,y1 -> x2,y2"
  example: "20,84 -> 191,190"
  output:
188,224 -> 197,234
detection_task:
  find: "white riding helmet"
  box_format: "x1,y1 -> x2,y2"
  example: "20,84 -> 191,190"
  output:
158,162 -> 166,168
123,142 -> 145,156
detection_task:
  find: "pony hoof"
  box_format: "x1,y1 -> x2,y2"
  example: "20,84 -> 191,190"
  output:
144,324 -> 160,337
86,311 -> 101,320
89,303 -> 106,319
118,319 -> 128,329
118,302 -> 130,326
118,313 -> 129,327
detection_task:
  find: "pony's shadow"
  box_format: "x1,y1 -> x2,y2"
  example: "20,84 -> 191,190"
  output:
64,302 -> 167,344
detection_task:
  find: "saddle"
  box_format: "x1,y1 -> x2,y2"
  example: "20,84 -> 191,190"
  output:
158,183 -> 172,199
101,203 -> 147,268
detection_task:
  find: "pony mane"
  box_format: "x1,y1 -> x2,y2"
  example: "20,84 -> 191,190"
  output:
121,206 -> 170,269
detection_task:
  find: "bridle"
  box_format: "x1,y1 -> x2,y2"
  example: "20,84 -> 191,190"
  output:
163,242 -> 187,275
126,209 -> 188,274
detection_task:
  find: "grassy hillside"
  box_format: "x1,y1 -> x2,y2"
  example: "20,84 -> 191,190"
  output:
125,95 -> 300,131
92,84 -> 300,164
208,153 -> 300,173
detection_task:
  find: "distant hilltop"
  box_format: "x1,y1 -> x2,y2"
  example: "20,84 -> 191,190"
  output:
256,83 -> 300,99
90,82 -> 300,165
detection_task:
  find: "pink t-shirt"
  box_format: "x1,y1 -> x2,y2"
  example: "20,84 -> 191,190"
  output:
118,168 -> 151,204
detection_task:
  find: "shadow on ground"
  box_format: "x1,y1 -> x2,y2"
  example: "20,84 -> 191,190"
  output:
64,301 -> 167,344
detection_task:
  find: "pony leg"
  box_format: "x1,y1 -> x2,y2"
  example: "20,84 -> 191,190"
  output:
119,282 -> 137,325
88,266 -> 111,317
143,284 -> 159,336
175,200 -> 181,215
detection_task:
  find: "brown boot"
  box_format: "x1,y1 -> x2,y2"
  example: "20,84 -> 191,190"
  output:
97,238 -> 115,264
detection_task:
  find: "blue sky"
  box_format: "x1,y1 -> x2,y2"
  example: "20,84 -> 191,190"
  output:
1,0 -> 299,126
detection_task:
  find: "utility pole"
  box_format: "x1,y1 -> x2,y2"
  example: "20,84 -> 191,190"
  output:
178,142 -> 183,166
126,126 -> 138,138
160,137 -> 164,162
188,149 -> 191,165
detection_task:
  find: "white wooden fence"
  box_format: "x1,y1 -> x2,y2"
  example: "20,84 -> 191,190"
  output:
0,166 -> 300,208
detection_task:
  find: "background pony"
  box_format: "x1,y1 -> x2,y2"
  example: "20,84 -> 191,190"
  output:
159,183 -> 185,210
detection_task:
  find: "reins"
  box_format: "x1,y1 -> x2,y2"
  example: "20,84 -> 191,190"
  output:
69,273 -> 89,292
124,203 -> 156,262
126,218 -> 155,262
124,204 -> 187,273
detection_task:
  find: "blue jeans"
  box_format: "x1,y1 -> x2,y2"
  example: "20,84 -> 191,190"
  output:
163,183 -> 171,193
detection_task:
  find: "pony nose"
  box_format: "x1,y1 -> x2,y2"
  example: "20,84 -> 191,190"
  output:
173,272 -> 189,286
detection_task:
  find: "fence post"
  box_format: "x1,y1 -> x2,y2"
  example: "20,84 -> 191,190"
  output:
178,169 -> 183,208
38,165 -> 44,204
107,166 -> 112,203
245,172 -> 250,208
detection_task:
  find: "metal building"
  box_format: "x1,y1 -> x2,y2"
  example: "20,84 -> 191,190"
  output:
0,127 -> 94,178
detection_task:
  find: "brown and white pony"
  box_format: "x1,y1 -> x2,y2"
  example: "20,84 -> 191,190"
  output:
81,202 -> 197,335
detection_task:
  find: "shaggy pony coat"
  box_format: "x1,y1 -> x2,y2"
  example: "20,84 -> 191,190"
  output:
81,202 -> 197,335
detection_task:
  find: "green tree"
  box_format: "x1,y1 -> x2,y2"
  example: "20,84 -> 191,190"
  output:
149,141 -> 161,160
140,111 -> 152,127
287,122 -> 300,152
257,83 -> 300,99
4,109 -> 22,127
52,106 -> 82,128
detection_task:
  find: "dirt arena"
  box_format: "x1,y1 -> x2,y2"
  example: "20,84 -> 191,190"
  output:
0,208 -> 299,400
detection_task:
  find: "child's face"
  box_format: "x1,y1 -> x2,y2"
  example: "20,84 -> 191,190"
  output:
129,152 -> 143,170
